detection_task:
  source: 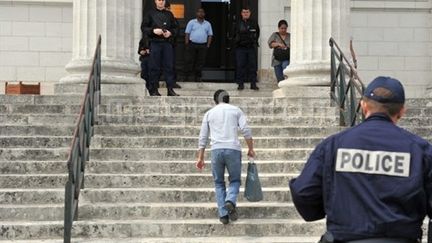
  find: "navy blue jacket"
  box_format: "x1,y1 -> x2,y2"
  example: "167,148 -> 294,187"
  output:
290,113 -> 432,241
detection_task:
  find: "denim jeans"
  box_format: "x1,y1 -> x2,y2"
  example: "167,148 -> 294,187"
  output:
274,60 -> 290,82
211,149 -> 242,217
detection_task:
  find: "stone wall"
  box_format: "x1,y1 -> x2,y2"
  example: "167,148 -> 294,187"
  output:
351,0 -> 432,98
0,0 -> 72,94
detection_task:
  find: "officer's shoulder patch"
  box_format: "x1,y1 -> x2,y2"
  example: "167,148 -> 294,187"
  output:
335,148 -> 410,177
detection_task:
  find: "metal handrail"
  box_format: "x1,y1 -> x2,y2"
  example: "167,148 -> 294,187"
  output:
329,37 -> 365,127
64,35 -> 101,243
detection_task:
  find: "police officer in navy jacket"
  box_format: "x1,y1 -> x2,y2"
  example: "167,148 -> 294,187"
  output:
290,76 -> 432,242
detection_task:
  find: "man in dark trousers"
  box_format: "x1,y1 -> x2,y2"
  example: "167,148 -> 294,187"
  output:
233,7 -> 260,91
138,37 -> 151,93
141,0 -> 179,96
290,76 -> 432,242
182,8 -> 213,82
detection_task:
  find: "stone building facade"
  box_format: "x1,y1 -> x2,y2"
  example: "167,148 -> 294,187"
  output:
0,0 -> 431,97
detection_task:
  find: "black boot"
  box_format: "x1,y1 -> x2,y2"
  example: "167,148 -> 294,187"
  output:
167,88 -> 179,96
150,89 -> 161,96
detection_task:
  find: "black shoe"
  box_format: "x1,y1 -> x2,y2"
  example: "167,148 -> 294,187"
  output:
219,215 -> 229,225
251,85 -> 259,91
224,201 -> 238,221
167,88 -> 179,96
172,83 -> 182,89
150,90 -> 161,96
237,84 -> 244,90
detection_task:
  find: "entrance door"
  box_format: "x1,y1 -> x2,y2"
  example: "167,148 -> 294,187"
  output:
201,0 -> 258,82
142,0 -> 258,82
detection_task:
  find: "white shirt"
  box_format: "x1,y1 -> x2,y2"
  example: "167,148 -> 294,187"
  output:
198,103 -> 252,151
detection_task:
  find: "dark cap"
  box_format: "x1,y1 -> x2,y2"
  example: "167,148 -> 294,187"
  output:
363,76 -> 405,104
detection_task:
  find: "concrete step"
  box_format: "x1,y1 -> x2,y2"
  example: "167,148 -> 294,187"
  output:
0,219 -> 325,240
0,114 -> 77,125
1,161 -> 305,174
89,148 -> 313,161
0,202 -> 300,221
0,236 -> 322,243
97,114 -> 338,126
98,104 -> 338,117
93,125 -> 342,137
159,88 -> 274,97
0,236 -> 321,243
0,173 -> 296,188
91,136 -> 323,149
0,104 -> 81,114
0,136 -> 72,148
0,125 -> 75,136
0,187 -> 292,205
0,148 -> 68,161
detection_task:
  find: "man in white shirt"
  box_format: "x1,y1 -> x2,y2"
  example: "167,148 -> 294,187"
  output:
196,90 -> 256,224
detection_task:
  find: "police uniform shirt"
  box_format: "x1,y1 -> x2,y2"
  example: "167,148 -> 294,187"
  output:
289,113 -> 432,241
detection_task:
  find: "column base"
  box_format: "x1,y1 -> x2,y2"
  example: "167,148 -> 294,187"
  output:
279,62 -> 331,87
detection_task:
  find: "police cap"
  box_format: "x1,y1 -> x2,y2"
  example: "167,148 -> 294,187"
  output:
364,76 -> 405,104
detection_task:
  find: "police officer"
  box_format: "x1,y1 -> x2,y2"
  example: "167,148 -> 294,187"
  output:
141,0 -> 179,96
290,76 -> 432,243
232,7 -> 260,91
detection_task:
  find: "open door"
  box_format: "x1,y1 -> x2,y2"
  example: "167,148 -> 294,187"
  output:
142,0 -> 258,82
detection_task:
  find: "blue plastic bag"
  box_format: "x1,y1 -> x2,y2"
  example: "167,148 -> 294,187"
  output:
244,159 -> 263,202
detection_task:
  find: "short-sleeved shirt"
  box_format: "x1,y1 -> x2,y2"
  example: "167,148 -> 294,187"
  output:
185,19 -> 213,44
267,32 -> 290,67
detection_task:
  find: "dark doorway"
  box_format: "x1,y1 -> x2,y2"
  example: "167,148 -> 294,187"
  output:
141,0 -> 258,82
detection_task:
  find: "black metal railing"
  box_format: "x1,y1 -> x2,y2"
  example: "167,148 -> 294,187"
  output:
329,37 -> 365,127
64,35 -> 101,243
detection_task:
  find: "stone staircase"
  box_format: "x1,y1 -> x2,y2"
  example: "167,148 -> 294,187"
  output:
0,91 -> 431,243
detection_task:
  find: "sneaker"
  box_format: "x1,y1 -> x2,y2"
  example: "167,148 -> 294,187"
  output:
219,215 -> 229,225
224,201 -> 238,221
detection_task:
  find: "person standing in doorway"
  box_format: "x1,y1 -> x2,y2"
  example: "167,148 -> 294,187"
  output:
233,7 -> 260,91
165,1 -> 182,89
141,0 -> 179,96
196,90 -> 256,224
138,37 -> 151,93
268,20 -> 290,82
182,8 -> 213,83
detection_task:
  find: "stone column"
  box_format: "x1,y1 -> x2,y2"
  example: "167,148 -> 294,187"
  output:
274,0 -> 350,97
57,0 -> 144,95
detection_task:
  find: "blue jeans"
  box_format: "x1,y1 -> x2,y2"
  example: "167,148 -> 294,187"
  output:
274,60 -> 289,82
211,149 -> 242,217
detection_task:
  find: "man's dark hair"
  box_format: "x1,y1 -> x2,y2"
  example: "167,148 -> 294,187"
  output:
242,6 -> 250,11
363,87 -> 404,116
213,89 -> 230,104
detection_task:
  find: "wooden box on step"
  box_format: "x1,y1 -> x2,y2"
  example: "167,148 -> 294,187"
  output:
5,81 -> 40,95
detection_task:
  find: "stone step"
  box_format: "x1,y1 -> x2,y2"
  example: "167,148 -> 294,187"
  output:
159,81 -> 279,90
98,104 -> 339,117
89,148 -> 313,161
91,136 -> 323,149
0,236 -> 321,243
0,173 -> 296,188
0,161 -> 305,174
159,88 -> 274,97
0,148 -> 69,161
97,114 -> 338,126
0,114 -> 77,125
0,136 -> 72,148
0,125 -> 75,136
0,202 -> 300,221
0,148 -> 311,161
0,104 -> 81,114
0,187 -> 292,205
0,219 -> 325,240
93,125 -> 342,137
